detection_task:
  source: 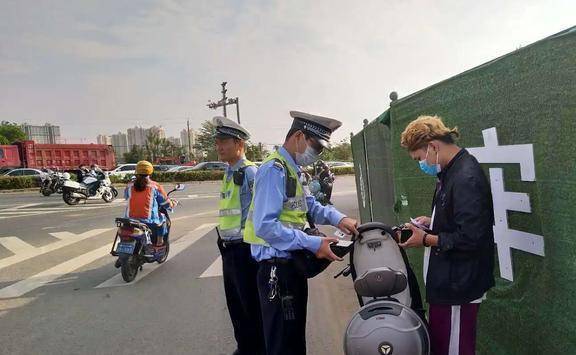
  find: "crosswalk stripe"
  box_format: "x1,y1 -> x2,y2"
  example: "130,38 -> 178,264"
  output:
0,243 -> 113,299
0,228 -> 113,271
95,223 -> 219,288
0,237 -> 36,254
199,256 -> 222,278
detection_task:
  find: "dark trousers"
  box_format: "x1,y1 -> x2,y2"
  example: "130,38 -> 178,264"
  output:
218,239 -> 265,355
257,260 -> 308,355
429,303 -> 480,355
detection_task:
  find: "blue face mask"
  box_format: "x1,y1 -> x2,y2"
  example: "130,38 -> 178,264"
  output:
418,146 -> 441,176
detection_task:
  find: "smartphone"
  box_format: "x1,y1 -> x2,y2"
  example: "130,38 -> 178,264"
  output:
398,228 -> 413,243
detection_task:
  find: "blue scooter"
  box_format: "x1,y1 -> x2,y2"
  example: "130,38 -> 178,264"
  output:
110,183 -> 185,282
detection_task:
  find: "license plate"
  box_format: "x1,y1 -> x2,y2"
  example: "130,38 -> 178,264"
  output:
116,242 -> 135,254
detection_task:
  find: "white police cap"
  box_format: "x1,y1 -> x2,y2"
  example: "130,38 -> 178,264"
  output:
212,116 -> 250,141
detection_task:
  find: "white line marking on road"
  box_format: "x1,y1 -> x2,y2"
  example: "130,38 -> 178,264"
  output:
171,210 -> 218,221
199,256 -> 222,278
95,223 -> 218,288
0,228 -> 113,271
0,243 -> 113,299
0,203 -> 44,211
0,237 -> 36,255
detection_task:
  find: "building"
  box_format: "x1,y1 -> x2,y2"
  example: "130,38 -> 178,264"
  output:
148,126 -> 166,140
180,128 -> 198,158
110,132 -> 129,162
96,134 -> 112,145
21,123 -> 61,144
127,126 -> 147,148
167,136 -> 181,146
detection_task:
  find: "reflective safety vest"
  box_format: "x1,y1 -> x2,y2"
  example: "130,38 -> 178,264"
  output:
243,151 -> 308,246
218,160 -> 256,239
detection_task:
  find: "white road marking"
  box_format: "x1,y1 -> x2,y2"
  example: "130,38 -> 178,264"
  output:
0,202 -> 125,220
95,223 -> 218,288
199,256 -> 222,278
0,228 -> 113,271
0,243 -> 113,299
0,237 -> 36,254
172,210 -> 218,221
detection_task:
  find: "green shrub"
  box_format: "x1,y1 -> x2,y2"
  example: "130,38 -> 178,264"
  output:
108,170 -> 225,184
0,176 -> 40,190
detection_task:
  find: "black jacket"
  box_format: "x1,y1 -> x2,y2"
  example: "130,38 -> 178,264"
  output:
427,148 -> 495,304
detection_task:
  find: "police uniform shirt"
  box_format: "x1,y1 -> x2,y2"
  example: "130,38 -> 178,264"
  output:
250,146 -> 346,262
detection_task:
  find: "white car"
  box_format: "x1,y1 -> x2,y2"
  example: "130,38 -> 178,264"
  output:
3,168 -> 47,181
108,164 -> 137,177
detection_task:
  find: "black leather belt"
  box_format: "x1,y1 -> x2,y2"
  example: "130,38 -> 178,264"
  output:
220,238 -> 244,248
260,257 -> 292,265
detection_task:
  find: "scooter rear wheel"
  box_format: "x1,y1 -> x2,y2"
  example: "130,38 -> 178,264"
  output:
120,255 -> 139,282
156,240 -> 170,264
63,191 -> 80,205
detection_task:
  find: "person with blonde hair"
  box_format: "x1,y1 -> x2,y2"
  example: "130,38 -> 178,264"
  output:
399,115 -> 495,355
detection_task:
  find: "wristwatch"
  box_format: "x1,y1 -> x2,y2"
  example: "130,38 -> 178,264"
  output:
422,233 -> 429,247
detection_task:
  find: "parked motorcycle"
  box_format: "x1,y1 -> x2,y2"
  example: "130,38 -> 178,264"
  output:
40,171 -> 70,196
61,171 -> 117,205
110,184 -> 185,282
309,174 -> 334,205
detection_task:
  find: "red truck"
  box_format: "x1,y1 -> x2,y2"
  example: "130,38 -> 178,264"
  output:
0,141 -> 116,171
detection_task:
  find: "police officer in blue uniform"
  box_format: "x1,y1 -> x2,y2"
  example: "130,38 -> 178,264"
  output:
243,111 -> 358,355
214,116 -> 265,355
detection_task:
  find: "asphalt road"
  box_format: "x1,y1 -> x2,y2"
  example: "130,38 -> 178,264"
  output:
0,176 -> 360,355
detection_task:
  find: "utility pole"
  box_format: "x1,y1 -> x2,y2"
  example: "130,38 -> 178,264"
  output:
187,119 -> 192,161
207,82 -> 241,124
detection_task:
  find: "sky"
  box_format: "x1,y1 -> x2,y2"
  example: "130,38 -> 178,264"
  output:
0,0 -> 574,147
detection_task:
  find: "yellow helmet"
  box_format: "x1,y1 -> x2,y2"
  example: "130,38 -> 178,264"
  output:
135,160 -> 154,175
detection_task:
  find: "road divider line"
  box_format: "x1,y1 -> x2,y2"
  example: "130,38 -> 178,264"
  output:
0,237 -> 36,255
0,243 -> 113,299
0,228 -> 113,271
199,256 -> 223,278
95,223 -> 218,289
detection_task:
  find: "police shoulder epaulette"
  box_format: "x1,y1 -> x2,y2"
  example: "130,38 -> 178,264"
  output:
271,159 -> 285,171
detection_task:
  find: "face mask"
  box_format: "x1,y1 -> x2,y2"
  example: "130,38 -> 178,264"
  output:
295,136 -> 320,166
419,145 -> 441,176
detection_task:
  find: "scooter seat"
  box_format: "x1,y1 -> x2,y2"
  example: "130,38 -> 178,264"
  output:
115,217 -> 147,229
354,267 -> 408,298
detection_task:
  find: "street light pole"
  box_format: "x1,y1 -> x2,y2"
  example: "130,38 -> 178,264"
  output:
207,82 -> 241,124
221,82 -> 228,117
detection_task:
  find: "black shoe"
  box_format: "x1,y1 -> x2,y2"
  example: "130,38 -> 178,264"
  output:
114,259 -> 121,268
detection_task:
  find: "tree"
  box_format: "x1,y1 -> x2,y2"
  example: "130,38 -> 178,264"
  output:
145,131 -> 163,163
195,120 -> 218,161
123,145 -> 147,163
0,121 -> 26,144
245,142 -> 269,161
321,139 -> 352,161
